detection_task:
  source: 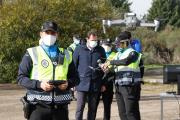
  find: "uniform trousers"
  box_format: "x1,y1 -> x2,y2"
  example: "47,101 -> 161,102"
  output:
115,85 -> 141,120
28,103 -> 69,120
95,81 -> 114,120
75,91 -> 98,120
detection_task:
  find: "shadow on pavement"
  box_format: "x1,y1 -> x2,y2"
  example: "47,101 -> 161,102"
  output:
140,95 -> 161,101
111,95 -> 161,102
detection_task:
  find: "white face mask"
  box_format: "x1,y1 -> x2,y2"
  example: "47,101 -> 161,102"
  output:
75,40 -> 80,45
89,41 -> 97,48
103,46 -> 111,52
42,35 -> 56,46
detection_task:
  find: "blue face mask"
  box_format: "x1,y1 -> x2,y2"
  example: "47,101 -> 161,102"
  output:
115,46 -> 123,52
75,40 -> 80,45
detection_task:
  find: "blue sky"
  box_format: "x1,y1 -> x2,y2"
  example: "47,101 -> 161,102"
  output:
128,0 -> 153,19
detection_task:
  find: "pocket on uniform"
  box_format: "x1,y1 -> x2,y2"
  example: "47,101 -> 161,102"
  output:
125,86 -> 136,98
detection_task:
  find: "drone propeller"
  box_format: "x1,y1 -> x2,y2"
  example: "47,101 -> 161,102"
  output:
87,18 -> 112,20
148,18 -> 170,21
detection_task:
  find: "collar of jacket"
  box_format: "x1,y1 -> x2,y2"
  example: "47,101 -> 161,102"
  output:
73,42 -> 80,46
121,46 -> 130,53
82,44 -> 99,51
106,51 -> 112,58
41,42 -> 58,58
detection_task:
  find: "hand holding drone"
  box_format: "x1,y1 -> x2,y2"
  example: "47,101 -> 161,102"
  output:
88,59 -> 110,79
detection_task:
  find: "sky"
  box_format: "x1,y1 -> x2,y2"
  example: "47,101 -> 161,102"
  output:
128,0 -> 153,19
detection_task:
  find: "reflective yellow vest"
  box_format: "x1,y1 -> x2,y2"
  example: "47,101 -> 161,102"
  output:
107,52 -> 115,69
114,48 -> 142,85
107,52 -> 116,81
26,46 -> 72,104
107,52 -> 115,60
68,44 -> 76,52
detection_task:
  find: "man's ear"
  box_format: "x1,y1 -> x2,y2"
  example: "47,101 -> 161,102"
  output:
40,32 -> 43,37
125,42 -> 128,47
56,33 -> 59,39
86,37 -> 88,41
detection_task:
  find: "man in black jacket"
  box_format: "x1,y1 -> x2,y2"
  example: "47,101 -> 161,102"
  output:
73,31 -> 108,120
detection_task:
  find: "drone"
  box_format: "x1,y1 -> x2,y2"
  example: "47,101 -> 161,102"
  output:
90,13 -> 169,34
89,59 -> 113,79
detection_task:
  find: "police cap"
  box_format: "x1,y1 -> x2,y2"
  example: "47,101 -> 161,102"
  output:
101,38 -> 112,45
41,21 -> 58,33
73,34 -> 81,40
99,40 -> 103,45
112,35 -> 128,45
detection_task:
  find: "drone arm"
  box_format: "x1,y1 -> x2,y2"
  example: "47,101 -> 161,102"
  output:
140,23 -> 158,33
107,20 -> 126,27
102,20 -> 106,34
102,25 -> 106,34
139,23 -> 157,27
140,20 -> 160,33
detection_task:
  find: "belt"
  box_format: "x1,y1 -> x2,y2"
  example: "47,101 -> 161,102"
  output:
34,98 -> 68,109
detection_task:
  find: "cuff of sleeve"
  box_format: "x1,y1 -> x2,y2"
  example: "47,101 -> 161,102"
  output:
67,79 -> 72,89
36,81 -> 41,89
102,81 -> 108,86
110,61 -> 114,65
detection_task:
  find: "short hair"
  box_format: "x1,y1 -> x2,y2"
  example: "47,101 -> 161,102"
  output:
122,31 -> 131,39
87,31 -> 98,39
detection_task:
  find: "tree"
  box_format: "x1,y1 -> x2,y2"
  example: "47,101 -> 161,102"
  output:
110,0 -> 132,12
0,0 -> 2,6
0,0 -> 122,83
148,0 -> 180,30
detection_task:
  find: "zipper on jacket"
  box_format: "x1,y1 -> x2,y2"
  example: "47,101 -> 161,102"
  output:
52,64 -> 56,103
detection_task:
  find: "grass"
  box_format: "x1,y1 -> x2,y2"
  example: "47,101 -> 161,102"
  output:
145,63 -> 180,69
141,83 -> 178,93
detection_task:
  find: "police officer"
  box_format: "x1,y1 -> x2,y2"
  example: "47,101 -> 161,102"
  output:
67,34 -> 81,101
18,21 -> 80,120
102,35 -> 144,120
122,31 -> 144,120
67,34 -> 81,52
96,38 -> 116,120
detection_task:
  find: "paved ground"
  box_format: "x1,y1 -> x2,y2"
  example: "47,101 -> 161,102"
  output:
0,83 -> 180,120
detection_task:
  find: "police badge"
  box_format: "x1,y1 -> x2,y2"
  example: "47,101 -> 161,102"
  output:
41,59 -> 49,68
